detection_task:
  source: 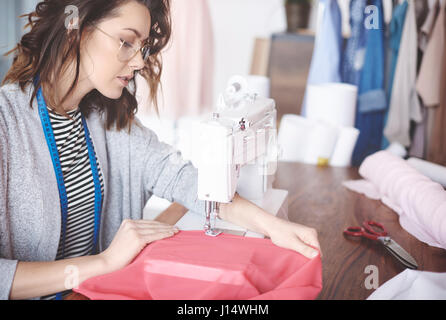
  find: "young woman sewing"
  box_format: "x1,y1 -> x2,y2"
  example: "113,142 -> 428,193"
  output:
0,0 -> 321,300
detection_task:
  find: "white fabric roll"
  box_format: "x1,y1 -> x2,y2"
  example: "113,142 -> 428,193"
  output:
278,114 -> 315,162
407,157 -> 446,187
303,123 -> 339,165
306,83 -> 358,127
329,126 -> 360,167
278,114 -> 360,166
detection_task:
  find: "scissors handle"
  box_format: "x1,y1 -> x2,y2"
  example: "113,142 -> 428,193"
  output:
363,220 -> 387,237
343,226 -> 378,240
343,226 -> 364,237
343,221 -> 387,241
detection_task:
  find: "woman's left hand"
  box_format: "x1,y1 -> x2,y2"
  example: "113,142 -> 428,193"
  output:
268,218 -> 322,259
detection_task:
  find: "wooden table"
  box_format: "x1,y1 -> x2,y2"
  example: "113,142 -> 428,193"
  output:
66,162 -> 446,300
275,162 -> 446,299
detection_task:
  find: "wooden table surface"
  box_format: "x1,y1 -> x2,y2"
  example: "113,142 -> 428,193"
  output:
66,162 -> 446,300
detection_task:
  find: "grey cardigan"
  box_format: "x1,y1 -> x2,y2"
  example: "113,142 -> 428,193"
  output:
0,82 -> 205,300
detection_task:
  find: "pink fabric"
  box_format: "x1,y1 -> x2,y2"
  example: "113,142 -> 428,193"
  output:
343,151 -> 446,249
74,231 -> 322,300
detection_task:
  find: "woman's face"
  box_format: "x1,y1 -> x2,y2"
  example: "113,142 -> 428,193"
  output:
80,1 -> 151,99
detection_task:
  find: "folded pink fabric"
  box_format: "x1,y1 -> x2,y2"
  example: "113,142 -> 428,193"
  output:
74,231 -> 322,300
343,151 -> 446,249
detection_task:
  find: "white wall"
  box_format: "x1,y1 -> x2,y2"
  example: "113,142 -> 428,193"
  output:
207,0 -> 287,101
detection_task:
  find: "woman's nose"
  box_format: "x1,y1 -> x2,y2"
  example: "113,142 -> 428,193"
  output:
129,50 -> 145,71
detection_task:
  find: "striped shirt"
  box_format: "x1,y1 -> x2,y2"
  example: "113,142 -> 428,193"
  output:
42,106 -> 104,300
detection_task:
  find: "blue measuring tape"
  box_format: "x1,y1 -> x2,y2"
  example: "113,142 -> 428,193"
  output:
35,77 -> 102,300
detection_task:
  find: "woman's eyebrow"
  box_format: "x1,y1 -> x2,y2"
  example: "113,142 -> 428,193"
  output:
123,28 -> 149,41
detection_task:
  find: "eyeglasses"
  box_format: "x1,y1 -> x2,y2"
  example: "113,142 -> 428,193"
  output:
93,25 -> 150,63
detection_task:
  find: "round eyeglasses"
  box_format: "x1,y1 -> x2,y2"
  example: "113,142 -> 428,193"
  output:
94,25 -> 150,63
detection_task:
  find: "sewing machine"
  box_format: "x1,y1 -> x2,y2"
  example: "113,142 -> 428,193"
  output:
190,76 -> 288,237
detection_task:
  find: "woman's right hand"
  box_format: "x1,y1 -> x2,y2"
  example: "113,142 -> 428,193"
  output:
99,219 -> 179,272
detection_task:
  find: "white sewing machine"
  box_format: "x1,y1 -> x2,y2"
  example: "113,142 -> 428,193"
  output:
181,76 -> 288,237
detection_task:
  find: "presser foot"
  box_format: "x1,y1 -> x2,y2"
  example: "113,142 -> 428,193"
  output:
205,228 -> 222,237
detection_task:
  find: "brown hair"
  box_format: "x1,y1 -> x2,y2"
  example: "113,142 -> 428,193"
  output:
2,0 -> 171,131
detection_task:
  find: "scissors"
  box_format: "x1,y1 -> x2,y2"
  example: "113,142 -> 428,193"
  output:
343,220 -> 418,270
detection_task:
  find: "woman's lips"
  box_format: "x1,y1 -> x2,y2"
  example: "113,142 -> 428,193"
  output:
117,77 -> 129,87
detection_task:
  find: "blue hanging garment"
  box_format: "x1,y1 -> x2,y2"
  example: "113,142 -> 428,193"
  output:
350,0 -> 387,166
342,0 -> 368,87
381,0 -> 408,149
301,0 -> 343,116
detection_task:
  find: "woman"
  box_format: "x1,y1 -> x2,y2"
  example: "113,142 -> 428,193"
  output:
0,0 -> 321,300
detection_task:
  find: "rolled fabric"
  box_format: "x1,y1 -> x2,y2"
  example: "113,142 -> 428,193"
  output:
407,157 -> 446,187
306,83 -> 358,128
303,123 -> 339,165
278,114 -> 359,166
343,151 -> 446,249
329,126 -> 360,167
278,115 -> 339,165
278,114 -> 315,162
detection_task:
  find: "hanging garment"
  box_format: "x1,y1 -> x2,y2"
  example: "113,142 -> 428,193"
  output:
343,151 -> 446,250
351,0 -> 387,166
386,1 -> 409,105
139,0 -> 214,120
427,3 -> 446,166
382,1 -> 409,149
342,0 -> 367,165
301,0 -> 343,116
342,0 -> 368,86
416,0 -> 445,107
414,0 -> 431,38
419,0 -> 440,51
409,107 -> 428,158
384,1 -> 422,147
410,0 -> 440,158
367,269 -> 446,300
74,231 -> 323,300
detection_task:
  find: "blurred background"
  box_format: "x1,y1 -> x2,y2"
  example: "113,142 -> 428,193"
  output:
2,0 -> 445,216
0,0 -> 321,121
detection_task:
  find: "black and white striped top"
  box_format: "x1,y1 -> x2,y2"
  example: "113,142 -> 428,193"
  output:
42,106 -> 104,300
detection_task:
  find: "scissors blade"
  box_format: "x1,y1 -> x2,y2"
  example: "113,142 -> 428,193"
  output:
378,237 -> 418,270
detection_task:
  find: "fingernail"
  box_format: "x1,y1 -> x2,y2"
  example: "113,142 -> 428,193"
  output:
311,251 -> 319,258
